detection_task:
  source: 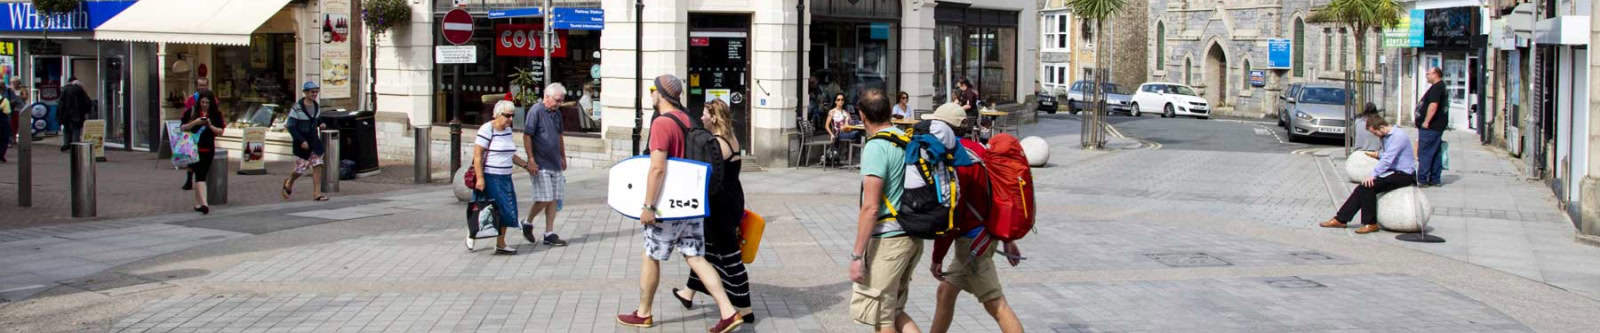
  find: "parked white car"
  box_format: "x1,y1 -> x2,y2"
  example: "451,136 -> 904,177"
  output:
1130,82 -> 1211,119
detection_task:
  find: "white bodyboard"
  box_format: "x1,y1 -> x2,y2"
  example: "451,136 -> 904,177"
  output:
608,156 -> 711,220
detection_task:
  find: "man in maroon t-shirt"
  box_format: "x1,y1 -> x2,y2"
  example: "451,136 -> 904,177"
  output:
618,74 -> 743,333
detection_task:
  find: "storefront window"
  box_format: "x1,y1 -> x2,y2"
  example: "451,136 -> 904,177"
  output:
933,6 -> 1018,105
214,34 -> 295,127
811,21 -> 897,110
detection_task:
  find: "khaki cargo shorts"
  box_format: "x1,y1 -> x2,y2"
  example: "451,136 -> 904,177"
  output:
849,236 -> 923,328
944,237 -> 1005,303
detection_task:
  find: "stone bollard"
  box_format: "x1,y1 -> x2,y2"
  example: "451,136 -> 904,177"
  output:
321,130 -> 341,193
70,142 -> 95,217
207,149 -> 229,205
415,125 -> 432,184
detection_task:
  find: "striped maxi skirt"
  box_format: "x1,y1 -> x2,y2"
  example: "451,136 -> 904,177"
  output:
685,236 -> 752,308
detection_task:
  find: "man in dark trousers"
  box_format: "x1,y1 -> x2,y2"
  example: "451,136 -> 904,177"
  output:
1415,68 -> 1447,187
56,77 -> 92,152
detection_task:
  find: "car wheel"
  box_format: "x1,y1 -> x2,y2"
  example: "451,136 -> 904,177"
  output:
1068,102 -> 1079,115
1163,104 -> 1175,118
1130,104 -> 1141,117
1276,112 -> 1285,126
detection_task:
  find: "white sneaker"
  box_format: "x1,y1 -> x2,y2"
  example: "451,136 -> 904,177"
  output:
465,237 -> 476,252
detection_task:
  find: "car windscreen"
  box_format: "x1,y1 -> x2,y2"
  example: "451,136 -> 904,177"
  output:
1101,84 -> 1125,95
1169,86 -> 1197,96
1299,87 -> 1347,105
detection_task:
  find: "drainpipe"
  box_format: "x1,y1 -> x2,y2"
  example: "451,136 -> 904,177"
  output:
631,0 -> 644,155
794,0 -> 804,167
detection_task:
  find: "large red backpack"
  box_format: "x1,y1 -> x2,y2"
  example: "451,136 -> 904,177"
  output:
954,138 -> 991,233
982,134 -> 1036,241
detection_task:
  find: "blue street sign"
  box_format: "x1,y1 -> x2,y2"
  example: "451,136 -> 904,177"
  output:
488,7 -> 542,19
1267,38 -> 1292,69
0,0 -> 134,32
551,8 -> 603,30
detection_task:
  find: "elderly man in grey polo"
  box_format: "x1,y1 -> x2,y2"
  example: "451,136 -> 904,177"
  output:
522,83 -> 570,247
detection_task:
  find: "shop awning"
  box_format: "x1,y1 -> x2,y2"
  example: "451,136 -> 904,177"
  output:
92,0 -> 294,46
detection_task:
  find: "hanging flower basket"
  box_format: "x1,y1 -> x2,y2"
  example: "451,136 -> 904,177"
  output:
31,0 -> 82,16
361,0 -> 412,35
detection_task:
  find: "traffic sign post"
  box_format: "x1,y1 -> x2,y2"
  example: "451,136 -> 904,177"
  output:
441,8 -> 475,173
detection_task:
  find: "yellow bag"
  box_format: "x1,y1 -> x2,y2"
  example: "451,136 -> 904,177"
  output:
739,210 -> 766,264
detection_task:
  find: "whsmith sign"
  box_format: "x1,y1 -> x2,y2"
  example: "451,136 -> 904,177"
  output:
1,1 -> 134,32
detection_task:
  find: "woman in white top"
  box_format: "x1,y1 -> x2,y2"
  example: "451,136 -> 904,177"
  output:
892,91 -> 911,119
472,101 -> 533,255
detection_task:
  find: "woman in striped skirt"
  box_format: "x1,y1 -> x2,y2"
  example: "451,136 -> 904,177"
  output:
671,99 -> 754,323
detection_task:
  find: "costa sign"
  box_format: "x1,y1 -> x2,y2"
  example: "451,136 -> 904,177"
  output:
495,24 -> 567,58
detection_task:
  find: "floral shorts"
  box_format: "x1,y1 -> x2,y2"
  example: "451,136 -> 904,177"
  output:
293,155 -> 324,176
642,218 -> 705,261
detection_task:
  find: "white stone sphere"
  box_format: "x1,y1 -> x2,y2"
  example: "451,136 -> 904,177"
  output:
1377,186 -> 1431,233
1345,151 -> 1380,183
452,165 -> 471,202
1021,136 -> 1049,167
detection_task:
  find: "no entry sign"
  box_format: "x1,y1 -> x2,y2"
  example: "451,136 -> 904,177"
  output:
441,9 -> 474,46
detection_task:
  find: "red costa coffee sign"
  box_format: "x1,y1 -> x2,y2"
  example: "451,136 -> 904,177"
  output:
495,24 -> 567,58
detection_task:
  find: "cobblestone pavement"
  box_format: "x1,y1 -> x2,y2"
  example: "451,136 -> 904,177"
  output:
3,118 -> 1600,332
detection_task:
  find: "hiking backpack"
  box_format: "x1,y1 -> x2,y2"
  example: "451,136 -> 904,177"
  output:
954,138 -> 992,233
982,133 -> 1036,241
867,121 -> 971,239
661,112 -> 726,196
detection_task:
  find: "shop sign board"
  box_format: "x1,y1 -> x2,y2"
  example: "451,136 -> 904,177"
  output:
495,24 -> 568,58
488,8 -> 542,19
1384,9 -> 1425,48
550,8 -> 603,30
1249,70 -> 1266,87
239,127 -> 267,174
0,41 -> 14,84
435,45 -> 477,64
321,0 -> 354,99
0,1 -> 134,32
81,119 -> 105,160
1267,38 -> 1291,69
442,9 -> 475,45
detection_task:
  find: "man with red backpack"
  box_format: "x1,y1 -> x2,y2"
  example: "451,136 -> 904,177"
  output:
925,104 -> 1027,333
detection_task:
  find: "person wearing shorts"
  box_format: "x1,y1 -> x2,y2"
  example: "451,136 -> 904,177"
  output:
927,103 -> 1023,333
617,74 -> 743,333
849,89 -> 923,333
282,81 -> 328,202
522,83 -> 570,247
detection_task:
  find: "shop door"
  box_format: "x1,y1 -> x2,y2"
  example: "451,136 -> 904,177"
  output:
101,56 -> 128,148
30,56 -> 63,134
1443,57 -> 1469,131
686,29 -> 751,152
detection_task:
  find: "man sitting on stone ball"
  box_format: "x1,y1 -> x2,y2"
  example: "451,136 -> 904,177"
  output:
1319,113 -> 1417,234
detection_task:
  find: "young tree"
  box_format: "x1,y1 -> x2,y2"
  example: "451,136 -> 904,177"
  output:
1308,0 -> 1402,107
1066,0 -> 1126,149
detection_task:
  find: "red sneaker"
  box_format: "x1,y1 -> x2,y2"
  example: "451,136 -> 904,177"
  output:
709,313 -> 744,333
617,310 -> 653,328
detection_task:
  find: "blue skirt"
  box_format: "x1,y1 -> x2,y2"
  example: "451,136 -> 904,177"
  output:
472,173 -> 520,229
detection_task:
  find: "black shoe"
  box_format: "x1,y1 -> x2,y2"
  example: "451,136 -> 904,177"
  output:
194,205 -> 209,215
742,313 -> 756,324
543,233 -> 568,247
59,146 -> 69,152
671,288 -> 694,309
182,182 -> 193,191
522,225 -> 539,244
494,246 -> 518,255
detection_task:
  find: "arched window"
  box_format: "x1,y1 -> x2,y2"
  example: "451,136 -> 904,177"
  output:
1293,18 -> 1305,77
1081,21 -> 1094,43
1184,58 -> 1192,85
1242,59 -> 1252,91
1156,22 -> 1166,69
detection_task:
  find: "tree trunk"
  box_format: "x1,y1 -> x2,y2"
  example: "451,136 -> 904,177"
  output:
1094,20 -> 1106,149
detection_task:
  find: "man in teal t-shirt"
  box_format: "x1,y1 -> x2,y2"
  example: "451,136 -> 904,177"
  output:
848,89 -> 923,332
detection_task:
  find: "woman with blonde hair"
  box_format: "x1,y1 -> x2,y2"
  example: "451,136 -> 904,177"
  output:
469,100 -> 533,254
670,99 -> 756,323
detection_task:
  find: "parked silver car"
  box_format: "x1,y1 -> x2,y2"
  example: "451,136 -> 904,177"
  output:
1284,84 -> 1349,141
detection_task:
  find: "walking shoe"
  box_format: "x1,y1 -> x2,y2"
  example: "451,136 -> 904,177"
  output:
1355,224 -> 1381,234
464,238 -> 476,252
708,313 -> 744,333
494,246 -> 518,255
1318,219 -> 1347,228
182,182 -> 193,191
543,233 -> 568,247
521,224 -> 538,244
741,312 -> 756,325
616,311 -> 653,328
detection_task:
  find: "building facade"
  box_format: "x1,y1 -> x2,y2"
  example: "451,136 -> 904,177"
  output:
1039,0 -> 1147,98
1148,0 -> 1382,118
584,0 -> 1038,168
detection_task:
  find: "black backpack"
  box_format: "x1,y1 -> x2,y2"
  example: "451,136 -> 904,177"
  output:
662,113 -> 726,196
865,125 -> 960,239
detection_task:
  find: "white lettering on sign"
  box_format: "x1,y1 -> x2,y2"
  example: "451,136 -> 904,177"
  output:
6,3 -> 91,31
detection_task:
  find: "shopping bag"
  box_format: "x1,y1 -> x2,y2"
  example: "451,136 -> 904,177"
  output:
466,198 -> 500,239
166,121 -> 204,169
1441,141 -> 1450,170
739,210 -> 767,264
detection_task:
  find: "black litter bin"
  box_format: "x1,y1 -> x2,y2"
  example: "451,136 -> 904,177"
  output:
319,110 -> 381,174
